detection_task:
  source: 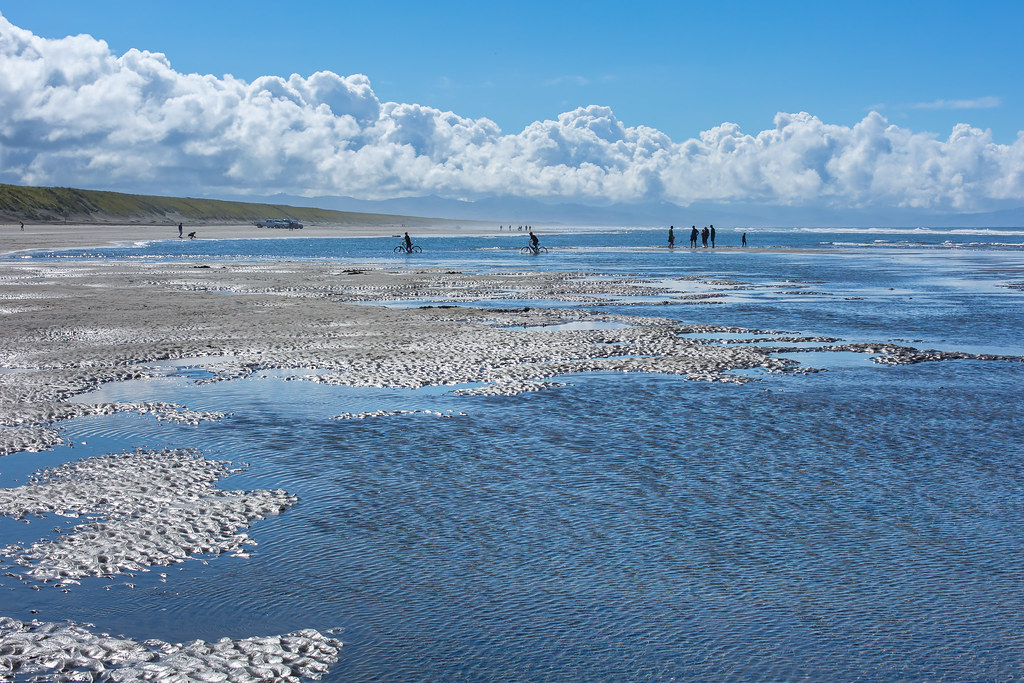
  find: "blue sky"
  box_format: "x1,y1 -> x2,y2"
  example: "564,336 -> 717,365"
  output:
1,1 -> 1022,217
4,0 -> 1019,143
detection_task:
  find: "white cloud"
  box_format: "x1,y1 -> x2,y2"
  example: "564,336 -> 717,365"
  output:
911,96 -> 1002,110
1,14 -> 1023,212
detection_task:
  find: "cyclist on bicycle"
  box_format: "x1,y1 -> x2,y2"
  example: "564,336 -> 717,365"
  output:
529,231 -> 539,250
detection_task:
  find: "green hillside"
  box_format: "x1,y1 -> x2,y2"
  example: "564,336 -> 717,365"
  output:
0,184 -> 455,227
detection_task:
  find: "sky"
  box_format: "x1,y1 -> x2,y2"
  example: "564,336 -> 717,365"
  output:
1,0 -> 1022,217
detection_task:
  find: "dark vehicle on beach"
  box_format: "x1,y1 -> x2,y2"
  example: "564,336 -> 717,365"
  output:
255,219 -> 303,229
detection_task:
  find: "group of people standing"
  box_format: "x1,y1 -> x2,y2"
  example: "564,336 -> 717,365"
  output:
668,225 -> 747,248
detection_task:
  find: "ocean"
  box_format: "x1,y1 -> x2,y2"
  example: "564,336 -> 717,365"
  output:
2,226 -> 1024,680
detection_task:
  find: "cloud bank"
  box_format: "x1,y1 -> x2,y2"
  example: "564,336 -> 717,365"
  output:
1,14 -> 1022,212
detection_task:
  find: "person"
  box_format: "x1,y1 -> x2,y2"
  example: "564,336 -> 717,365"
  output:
178,222 -> 183,238
529,231 -> 539,250
701,226 -> 709,247
742,232 -> 747,247
20,221 -> 24,231
403,231 -> 413,253
710,225 -> 716,248
690,226 -> 698,248
668,225 -> 675,248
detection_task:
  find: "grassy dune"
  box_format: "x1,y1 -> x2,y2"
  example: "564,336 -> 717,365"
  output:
0,184 -> 457,227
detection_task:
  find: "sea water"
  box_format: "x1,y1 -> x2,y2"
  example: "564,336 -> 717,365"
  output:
2,228 -> 1024,680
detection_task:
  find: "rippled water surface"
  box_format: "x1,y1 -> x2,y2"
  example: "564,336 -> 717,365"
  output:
3,229 -> 1024,680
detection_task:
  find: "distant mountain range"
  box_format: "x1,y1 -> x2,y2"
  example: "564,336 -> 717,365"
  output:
231,192 -> 1024,228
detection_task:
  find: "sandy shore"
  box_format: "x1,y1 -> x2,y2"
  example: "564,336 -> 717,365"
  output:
0,257 -> 797,680
0,220 -> 506,256
1,251 -> 1020,680
0,221 -> 859,258
2,254 -> 1016,469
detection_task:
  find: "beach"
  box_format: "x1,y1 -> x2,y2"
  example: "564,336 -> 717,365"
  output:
1,220 -> 505,257
2,227 -> 1024,680
0,257 -> 827,457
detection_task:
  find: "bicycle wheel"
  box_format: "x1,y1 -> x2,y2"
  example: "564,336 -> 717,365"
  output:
520,246 -> 534,254
412,245 -> 422,253
539,246 -> 548,254
393,245 -> 405,253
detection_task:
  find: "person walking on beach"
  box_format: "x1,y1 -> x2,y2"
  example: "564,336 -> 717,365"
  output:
178,223 -> 183,238
689,226 -> 698,248
742,232 -> 747,247
701,226 -> 709,247
668,225 -> 675,248
20,221 -> 24,231
710,225 -> 716,248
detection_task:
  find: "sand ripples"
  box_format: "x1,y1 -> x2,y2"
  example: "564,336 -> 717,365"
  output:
4,367 -> 1024,679
96,368 -> 1013,680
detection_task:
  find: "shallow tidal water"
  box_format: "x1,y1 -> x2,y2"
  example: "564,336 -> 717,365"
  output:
3,228 -> 1024,680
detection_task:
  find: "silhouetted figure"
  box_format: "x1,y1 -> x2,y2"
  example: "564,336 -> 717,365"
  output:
710,225 -> 716,248
20,221 -> 24,231
668,225 -> 675,248
178,223 -> 183,238
701,227 -> 709,247
529,231 -> 539,249
187,231 -> 196,239
742,232 -> 747,247
404,231 -> 413,252
689,226 -> 698,248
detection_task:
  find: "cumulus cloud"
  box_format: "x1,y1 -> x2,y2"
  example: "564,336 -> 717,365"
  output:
1,14 -> 1022,212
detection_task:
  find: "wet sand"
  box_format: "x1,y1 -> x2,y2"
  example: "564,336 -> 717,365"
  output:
0,615 -> 342,681
0,221 -> 840,259
0,220 -> 500,256
1,246 -> 1020,680
1,256 -> 1015,511
0,255 -> 798,680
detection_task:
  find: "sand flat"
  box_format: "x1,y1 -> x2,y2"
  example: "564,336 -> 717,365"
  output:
0,221 -> 500,256
2,244 -> 1021,680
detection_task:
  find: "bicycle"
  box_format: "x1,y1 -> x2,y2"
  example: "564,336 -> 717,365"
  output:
520,244 -> 548,255
394,243 -> 422,253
